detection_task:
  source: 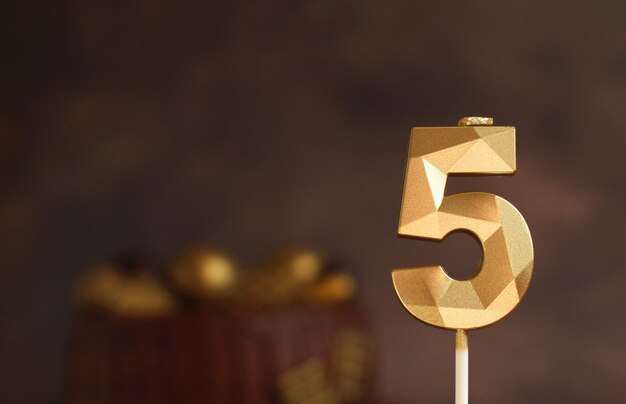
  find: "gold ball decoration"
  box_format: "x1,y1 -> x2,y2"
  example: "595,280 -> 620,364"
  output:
170,247 -> 238,299
75,265 -> 176,317
305,273 -> 356,304
263,247 -> 324,284
243,247 -> 325,305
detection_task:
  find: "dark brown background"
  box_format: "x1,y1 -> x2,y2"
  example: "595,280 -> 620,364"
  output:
1,1 -> 625,403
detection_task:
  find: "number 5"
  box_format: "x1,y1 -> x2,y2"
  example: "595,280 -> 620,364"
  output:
392,121 -> 534,330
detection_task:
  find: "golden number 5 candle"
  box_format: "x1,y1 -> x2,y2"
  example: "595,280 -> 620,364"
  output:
392,117 -> 534,330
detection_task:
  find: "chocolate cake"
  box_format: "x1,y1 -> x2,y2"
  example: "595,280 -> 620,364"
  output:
66,248 -> 376,404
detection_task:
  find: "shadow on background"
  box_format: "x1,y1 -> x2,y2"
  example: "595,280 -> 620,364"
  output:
1,1 -> 625,403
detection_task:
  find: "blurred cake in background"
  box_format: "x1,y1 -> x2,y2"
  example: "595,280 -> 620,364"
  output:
66,247 -> 376,404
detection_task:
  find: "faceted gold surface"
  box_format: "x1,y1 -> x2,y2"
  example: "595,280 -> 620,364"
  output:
392,121 -> 534,330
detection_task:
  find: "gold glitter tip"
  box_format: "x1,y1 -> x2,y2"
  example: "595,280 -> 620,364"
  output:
458,116 -> 493,126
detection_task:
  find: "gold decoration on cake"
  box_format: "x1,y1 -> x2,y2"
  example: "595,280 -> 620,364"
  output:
333,330 -> 371,402
76,246 -> 358,312
170,247 -> 239,298
278,357 -> 339,404
277,329 -> 371,404
241,247 -> 325,305
264,247 -> 324,284
75,265 -> 176,317
304,273 -> 356,304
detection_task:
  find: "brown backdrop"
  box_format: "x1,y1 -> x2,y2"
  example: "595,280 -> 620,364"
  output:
1,1 -> 625,402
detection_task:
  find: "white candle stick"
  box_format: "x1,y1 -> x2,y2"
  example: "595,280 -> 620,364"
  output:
455,330 -> 468,404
